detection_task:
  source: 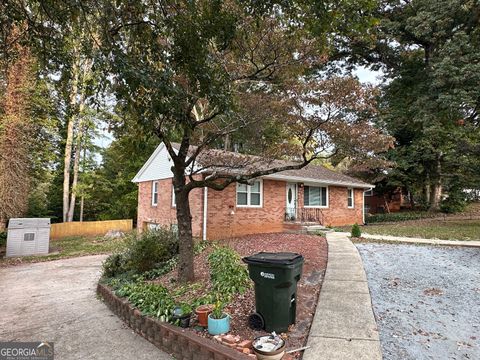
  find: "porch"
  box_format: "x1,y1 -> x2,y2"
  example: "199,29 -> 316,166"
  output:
284,207 -> 325,224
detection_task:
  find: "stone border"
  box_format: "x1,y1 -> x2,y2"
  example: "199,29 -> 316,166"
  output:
97,283 -> 249,360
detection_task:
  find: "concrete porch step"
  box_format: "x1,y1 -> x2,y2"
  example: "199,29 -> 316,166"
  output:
283,223 -> 333,234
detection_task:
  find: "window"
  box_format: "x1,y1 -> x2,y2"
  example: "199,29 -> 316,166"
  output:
304,186 -> 328,207
236,180 -> 262,207
364,189 -> 373,196
152,181 -> 159,206
347,188 -> 354,208
24,233 -> 35,241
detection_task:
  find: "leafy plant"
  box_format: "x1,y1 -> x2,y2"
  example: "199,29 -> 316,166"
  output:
351,223 -> 361,238
440,189 -> 467,214
117,282 -> 175,321
102,253 -> 128,278
210,300 -> 226,320
208,246 -> 250,301
125,229 -> 178,273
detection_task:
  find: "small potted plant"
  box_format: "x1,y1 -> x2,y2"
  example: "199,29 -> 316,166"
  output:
195,304 -> 213,327
172,304 -> 192,328
208,301 -> 230,335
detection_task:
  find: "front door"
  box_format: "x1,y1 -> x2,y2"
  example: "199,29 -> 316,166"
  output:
285,183 -> 298,220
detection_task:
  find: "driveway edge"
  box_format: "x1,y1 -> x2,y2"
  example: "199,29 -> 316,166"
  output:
303,232 -> 382,360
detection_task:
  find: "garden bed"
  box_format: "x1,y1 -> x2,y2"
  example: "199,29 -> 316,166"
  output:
156,233 -> 328,357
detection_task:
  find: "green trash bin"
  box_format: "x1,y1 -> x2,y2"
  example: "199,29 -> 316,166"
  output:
242,252 -> 304,333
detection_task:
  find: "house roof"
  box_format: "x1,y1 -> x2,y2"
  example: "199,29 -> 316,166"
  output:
169,143 -> 373,188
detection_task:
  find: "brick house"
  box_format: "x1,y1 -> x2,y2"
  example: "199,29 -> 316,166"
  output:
132,143 -> 374,240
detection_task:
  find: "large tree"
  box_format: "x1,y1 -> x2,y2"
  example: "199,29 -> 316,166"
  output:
336,0 -> 480,209
92,1 -> 390,282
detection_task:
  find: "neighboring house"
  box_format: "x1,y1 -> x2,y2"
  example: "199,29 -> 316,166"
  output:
364,187 -> 411,214
132,143 -> 374,240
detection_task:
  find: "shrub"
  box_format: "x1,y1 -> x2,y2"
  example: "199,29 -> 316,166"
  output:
124,228 -> 178,273
102,228 -> 178,278
351,223 -> 361,238
440,192 -> 467,214
366,211 -> 434,223
208,246 -> 250,300
103,253 -> 128,278
0,231 -> 6,247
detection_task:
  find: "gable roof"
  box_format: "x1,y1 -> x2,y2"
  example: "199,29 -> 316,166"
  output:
133,142 -> 373,188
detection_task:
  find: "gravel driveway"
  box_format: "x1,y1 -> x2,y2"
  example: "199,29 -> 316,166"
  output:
357,243 -> 480,360
0,255 -> 171,360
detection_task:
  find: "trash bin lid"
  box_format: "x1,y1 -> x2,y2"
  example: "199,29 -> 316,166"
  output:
242,252 -> 303,266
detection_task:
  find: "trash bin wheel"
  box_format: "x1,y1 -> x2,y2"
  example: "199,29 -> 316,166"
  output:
248,312 -> 265,330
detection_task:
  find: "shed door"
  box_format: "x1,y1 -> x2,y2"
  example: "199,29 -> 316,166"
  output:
21,231 -> 37,256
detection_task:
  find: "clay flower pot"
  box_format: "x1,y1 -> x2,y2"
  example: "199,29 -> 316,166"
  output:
195,305 -> 213,327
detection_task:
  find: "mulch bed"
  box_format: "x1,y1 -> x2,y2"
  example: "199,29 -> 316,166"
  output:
156,233 -> 328,358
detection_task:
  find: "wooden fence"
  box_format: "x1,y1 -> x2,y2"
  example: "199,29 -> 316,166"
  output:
50,219 -> 133,239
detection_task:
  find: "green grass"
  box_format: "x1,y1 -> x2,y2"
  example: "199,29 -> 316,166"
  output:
356,220 -> 480,241
0,234 -> 127,266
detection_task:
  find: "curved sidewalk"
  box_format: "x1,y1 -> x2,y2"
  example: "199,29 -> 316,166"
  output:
361,233 -> 480,247
303,232 -> 382,360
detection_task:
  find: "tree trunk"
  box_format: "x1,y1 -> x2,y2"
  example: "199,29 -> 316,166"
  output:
67,140 -> 82,221
79,196 -> 84,222
429,156 -> 443,211
173,173 -> 195,283
63,51 -> 80,222
67,106 -> 85,222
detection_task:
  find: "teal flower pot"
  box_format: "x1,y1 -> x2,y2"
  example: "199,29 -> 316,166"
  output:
207,313 -> 230,335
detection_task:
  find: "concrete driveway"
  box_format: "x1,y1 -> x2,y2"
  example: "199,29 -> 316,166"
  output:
0,255 -> 172,360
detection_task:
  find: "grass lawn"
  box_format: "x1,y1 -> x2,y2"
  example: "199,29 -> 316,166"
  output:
354,219 -> 480,241
0,235 -> 126,266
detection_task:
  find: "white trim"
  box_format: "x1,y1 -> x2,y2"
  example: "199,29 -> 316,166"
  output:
347,188 -> 354,208
151,181 -> 159,206
203,187 -> 208,241
236,179 -> 263,208
363,187 -> 372,224
364,189 -> 373,196
263,173 -> 374,189
303,185 -> 329,208
171,183 -> 176,208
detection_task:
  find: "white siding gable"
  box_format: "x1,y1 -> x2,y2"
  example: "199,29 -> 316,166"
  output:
132,143 -> 174,182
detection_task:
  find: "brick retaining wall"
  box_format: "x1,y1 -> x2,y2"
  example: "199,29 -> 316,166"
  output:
97,283 -> 249,360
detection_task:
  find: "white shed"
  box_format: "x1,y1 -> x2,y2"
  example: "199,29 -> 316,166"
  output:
6,218 -> 51,257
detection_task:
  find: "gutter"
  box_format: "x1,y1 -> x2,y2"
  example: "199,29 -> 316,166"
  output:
363,187 -> 373,225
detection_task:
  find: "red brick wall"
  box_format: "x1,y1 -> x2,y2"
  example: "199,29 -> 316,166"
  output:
137,179 -> 364,240
137,179 -> 204,237
206,179 -> 286,240
206,181 -> 364,239
321,186 -> 364,226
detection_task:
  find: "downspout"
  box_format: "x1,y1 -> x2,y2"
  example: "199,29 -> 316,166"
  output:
363,187 -> 372,225
203,186 -> 208,241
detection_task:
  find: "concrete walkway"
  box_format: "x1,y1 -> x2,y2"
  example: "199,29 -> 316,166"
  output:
360,233 -> 480,247
0,255 -> 172,360
303,232 -> 382,360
